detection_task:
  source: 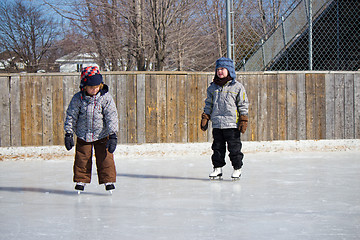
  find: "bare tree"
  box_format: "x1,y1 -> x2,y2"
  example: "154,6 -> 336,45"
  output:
41,0 -> 294,72
121,0 -> 150,71
197,0 -> 228,57
144,0 -> 195,70
258,0 -> 268,39
166,5 -> 217,71
0,0 -> 60,72
133,0 -> 146,70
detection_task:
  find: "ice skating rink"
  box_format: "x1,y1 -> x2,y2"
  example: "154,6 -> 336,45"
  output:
1,140 -> 360,240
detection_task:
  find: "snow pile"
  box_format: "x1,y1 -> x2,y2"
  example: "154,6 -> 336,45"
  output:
0,139 -> 359,161
243,139 -> 360,153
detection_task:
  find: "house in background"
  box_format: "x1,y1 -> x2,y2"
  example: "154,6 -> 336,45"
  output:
0,51 -> 25,72
55,52 -> 99,72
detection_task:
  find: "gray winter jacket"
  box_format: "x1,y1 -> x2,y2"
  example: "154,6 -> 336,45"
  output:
64,85 -> 119,142
204,79 -> 249,129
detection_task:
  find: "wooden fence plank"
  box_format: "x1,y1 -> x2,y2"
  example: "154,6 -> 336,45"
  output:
21,75 -> 43,146
137,74 -> 146,144
25,76 -> 42,146
198,74 -> 208,142
258,74 -> 268,141
126,75 -> 137,143
41,75 -> 53,145
237,74 -> 249,141
278,74 -> 287,140
20,75 -> 26,145
21,75 -> 33,145
206,74 -> 213,142
34,76 -> 43,145
63,75 -> 77,120
103,74 -> 119,143
354,73 -> 360,139
268,74 -> 278,140
297,73 -> 306,140
315,74 -> 326,139
334,73 -> 345,139
325,73 -> 335,139
104,74 -> 117,97
287,74 -> 297,140
0,76 -> 10,147
177,74 -> 188,143
51,76 -> 64,145
166,74 -> 177,143
156,75 -> 167,143
10,75 -> 21,146
117,75 -> 128,144
344,73 -> 354,139
306,73 -> 316,139
187,74 -> 198,142
145,74 -> 158,143
248,74 -> 259,141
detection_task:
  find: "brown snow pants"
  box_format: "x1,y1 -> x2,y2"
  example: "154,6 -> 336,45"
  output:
73,137 -> 116,184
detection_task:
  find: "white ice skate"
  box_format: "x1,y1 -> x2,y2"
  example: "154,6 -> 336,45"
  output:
75,182 -> 85,194
231,169 -> 242,180
209,168 -> 223,180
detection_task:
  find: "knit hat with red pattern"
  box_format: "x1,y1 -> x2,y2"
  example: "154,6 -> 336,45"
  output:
80,66 -> 103,89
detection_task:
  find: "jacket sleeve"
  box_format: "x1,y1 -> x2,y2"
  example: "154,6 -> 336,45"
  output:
64,93 -> 81,134
103,93 -> 119,135
203,85 -> 213,115
236,83 -> 249,116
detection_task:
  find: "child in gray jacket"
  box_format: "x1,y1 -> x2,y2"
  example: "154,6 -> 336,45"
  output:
64,66 -> 119,192
201,57 -> 249,180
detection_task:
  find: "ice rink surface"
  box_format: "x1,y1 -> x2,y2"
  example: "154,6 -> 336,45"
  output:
1,140 -> 360,240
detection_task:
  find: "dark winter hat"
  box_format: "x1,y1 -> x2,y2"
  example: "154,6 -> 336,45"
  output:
215,57 -> 236,79
80,66 -> 103,88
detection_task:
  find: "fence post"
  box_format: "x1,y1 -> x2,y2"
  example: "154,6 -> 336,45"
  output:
226,0 -> 234,59
308,0 -> 313,70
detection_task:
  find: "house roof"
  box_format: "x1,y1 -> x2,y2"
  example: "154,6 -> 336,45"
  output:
55,52 -> 98,64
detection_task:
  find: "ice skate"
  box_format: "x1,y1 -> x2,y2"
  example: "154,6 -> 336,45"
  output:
105,183 -> 115,194
209,168 -> 222,180
231,169 -> 242,180
75,182 -> 85,194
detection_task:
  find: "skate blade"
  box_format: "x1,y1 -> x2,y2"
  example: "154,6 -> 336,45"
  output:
209,176 -> 223,180
108,190 -> 113,195
231,177 -> 240,181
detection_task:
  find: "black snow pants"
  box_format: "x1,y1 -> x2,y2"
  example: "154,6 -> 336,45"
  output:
211,128 -> 244,170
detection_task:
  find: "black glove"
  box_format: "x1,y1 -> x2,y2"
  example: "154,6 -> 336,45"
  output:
106,134 -> 117,153
64,133 -> 74,151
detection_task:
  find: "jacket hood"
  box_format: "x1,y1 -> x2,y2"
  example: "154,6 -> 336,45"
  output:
215,57 -> 236,79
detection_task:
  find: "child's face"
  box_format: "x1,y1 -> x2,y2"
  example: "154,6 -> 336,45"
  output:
85,85 -> 101,96
216,67 -> 228,78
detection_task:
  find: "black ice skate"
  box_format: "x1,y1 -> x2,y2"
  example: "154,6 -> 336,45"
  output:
105,183 -> 115,194
75,182 -> 85,194
209,168 -> 223,180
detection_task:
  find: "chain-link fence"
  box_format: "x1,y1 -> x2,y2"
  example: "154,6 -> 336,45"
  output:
233,0 -> 360,71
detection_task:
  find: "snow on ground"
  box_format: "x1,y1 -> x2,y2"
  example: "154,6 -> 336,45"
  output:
1,139 -> 359,161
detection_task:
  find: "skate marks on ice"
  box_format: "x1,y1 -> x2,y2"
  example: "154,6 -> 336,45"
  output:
118,173 -> 241,182
0,186 -> 107,196
118,173 -> 208,182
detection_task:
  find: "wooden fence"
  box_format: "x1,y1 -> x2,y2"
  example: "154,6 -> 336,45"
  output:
0,71 -> 359,147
